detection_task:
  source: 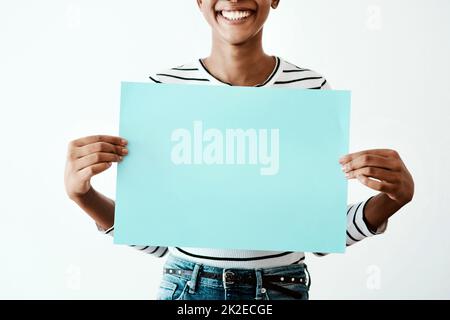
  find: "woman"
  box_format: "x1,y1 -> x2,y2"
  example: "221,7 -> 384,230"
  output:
64,0 -> 414,300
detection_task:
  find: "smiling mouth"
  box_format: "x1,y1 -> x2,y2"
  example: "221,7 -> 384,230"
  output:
216,10 -> 255,23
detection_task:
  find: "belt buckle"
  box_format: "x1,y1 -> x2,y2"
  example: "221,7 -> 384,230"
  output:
223,270 -> 235,285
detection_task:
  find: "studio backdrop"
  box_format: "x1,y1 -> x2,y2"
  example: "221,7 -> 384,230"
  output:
0,0 -> 449,299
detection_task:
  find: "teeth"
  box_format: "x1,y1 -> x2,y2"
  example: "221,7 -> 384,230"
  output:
221,10 -> 251,21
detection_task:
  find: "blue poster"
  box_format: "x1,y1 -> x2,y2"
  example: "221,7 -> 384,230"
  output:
114,82 -> 350,253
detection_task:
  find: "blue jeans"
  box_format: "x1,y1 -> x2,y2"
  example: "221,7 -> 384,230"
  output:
157,255 -> 311,300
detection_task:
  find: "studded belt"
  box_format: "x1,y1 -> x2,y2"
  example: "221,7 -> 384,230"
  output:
164,268 -> 309,299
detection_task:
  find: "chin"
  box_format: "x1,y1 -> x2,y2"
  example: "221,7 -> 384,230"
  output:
225,37 -> 252,46
218,31 -> 256,46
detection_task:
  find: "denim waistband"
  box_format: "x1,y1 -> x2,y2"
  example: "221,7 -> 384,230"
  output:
166,254 -> 307,273
163,254 -> 310,290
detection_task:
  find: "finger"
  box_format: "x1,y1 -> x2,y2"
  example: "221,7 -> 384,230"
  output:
342,154 -> 400,173
72,142 -> 128,159
70,135 -> 127,148
346,167 -> 400,183
356,174 -> 395,193
75,152 -> 123,171
339,149 -> 399,165
78,162 -> 112,181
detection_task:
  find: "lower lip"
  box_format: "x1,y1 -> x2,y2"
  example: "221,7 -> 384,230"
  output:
217,11 -> 255,25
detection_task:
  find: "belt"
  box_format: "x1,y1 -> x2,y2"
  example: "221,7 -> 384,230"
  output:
164,268 -> 309,299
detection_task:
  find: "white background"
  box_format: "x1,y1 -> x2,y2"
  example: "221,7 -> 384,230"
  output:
0,0 -> 449,299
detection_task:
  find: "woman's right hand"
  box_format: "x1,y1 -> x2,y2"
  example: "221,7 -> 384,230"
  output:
64,135 -> 128,200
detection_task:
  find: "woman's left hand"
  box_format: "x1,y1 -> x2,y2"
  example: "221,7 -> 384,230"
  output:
339,149 -> 414,206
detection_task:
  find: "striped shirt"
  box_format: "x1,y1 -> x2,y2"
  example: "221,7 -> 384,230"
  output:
100,57 -> 387,268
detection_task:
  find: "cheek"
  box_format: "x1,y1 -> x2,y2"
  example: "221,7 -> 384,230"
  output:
242,10 -> 269,36
200,8 -> 216,29
256,7 -> 271,25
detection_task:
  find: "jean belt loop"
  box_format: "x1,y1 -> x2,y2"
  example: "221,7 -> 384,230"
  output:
188,263 -> 202,294
304,264 -> 311,289
255,268 -> 264,300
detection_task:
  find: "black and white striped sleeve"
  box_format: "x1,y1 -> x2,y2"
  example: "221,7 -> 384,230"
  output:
314,197 -> 388,257
320,78 -> 331,90
345,197 -> 387,245
96,224 -> 168,258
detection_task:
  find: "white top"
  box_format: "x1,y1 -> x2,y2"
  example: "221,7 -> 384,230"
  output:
99,57 -> 387,268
